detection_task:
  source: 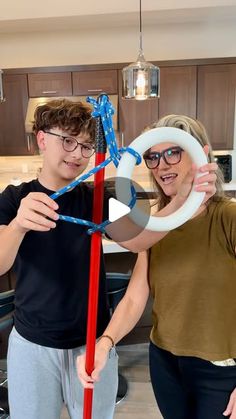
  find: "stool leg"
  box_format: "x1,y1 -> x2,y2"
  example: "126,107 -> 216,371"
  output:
0,386 -> 9,415
116,372 -> 128,404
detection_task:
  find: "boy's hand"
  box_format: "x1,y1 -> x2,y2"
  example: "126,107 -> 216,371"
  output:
14,192 -> 59,233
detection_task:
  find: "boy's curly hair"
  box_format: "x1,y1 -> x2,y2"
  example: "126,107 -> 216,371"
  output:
32,99 -> 95,143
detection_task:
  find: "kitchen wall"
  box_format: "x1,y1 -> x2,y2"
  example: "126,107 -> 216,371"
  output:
0,19 -> 236,68
2,0 -> 233,20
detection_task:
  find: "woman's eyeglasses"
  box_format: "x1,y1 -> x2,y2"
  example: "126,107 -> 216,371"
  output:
143,146 -> 184,169
43,131 -> 95,158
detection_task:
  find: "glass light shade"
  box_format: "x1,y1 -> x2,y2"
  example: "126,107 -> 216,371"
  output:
122,52 -> 160,100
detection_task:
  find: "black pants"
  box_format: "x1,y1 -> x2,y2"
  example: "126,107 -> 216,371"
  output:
149,341 -> 236,419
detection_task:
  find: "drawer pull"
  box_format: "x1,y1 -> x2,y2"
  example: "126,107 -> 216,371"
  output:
27,135 -> 31,152
87,89 -> 103,92
42,90 -> 57,94
0,69 -> 6,102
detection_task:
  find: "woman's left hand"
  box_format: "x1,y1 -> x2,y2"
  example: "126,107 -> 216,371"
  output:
223,387 -> 236,418
76,341 -> 110,389
194,145 -> 217,204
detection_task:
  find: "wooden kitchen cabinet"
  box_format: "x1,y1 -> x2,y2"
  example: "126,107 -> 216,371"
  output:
158,66 -> 197,118
72,70 -> 118,95
0,74 -> 37,155
118,65 -> 197,147
1,58 -> 235,156
197,64 -> 236,150
119,97 -> 159,146
28,72 -> 72,97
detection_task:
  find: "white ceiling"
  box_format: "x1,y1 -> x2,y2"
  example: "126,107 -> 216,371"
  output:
0,0 -> 236,33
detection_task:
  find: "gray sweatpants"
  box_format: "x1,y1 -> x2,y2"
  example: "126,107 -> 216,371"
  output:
7,328 -> 118,419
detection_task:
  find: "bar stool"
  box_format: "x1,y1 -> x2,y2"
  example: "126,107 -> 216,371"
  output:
106,272 -> 131,404
0,289 -> 15,419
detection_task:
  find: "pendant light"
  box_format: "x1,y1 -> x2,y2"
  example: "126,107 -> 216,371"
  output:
122,0 -> 160,100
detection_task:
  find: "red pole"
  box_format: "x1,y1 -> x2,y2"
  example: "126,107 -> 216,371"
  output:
83,113 -> 107,419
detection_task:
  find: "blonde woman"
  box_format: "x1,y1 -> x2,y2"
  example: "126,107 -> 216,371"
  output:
77,115 -> 236,419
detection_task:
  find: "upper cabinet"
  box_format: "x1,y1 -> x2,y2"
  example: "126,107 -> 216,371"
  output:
197,64 -> 236,150
72,70 -> 118,95
28,70 -> 118,98
158,66 -> 197,118
0,74 -> 37,155
1,59 -> 236,156
28,72 -> 72,97
118,70 -> 158,146
118,66 -> 197,147
119,97 -> 159,147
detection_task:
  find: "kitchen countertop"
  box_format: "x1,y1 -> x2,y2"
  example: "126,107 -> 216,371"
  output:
103,239 -> 128,253
1,151 -> 236,193
223,182 -> 236,190
1,178 -> 236,193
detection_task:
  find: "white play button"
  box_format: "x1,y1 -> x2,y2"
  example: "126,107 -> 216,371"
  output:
108,197 -> 131,222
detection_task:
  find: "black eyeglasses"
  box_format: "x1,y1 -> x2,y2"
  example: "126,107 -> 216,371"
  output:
143,146 -> 184,169
43,131 -> 95,158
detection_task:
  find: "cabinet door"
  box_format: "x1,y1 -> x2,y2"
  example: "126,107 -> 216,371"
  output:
72,70 -> 118,95
158,66 -> 197,118
0,272 -> 11,292
197,64 -> 236,150
119,98 -> 159,146
0,74 -> 36,155
28,72 -> 72,97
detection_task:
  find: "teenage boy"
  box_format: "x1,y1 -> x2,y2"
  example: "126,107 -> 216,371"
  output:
0,99 -> 118,419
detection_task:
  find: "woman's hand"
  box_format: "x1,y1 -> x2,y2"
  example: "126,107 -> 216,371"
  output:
76,340 -> 111,389
176,145 -> 217,207
194,160 -> 217,205
194,145 -> 218,204
223,387 -> 236,418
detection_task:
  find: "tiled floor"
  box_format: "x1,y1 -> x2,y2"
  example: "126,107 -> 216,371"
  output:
114,343 -> 162,419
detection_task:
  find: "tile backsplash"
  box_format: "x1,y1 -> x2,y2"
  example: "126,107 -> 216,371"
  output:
0,155 -> 151,191
0,150 -> 235,192
0,155 -> 43,189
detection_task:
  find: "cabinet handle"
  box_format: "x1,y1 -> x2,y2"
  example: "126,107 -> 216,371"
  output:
27,135 -> 31,152
121,132 -> 124,148
42,90 -> 57,94
234,88 -> 236,144
0,69 -> 6,103
87,89 -> 103,93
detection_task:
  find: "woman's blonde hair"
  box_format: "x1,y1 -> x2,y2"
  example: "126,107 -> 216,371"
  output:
145,114 -> 225,210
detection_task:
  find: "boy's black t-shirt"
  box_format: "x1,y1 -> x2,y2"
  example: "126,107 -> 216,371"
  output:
0,179 -> 110,349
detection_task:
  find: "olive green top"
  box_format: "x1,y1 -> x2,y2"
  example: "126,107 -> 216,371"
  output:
149,199 -> 236,361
